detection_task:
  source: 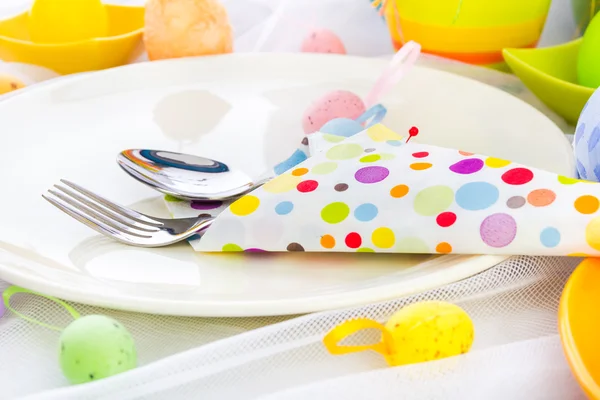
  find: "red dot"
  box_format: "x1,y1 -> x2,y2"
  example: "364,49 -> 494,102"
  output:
436,212 -> 457,227
297,180 -> 319,193
412,152 -> 429,158
502,168 -> 534,185
409,126 -> 419,136
345,232 -> 362,248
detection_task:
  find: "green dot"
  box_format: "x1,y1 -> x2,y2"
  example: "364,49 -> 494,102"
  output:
380,153 -> 395,160
360,154 -> 381,163
323,133 -> 346,143
222,243 -> 243,252
396,237 -> 429,253
321,202 -> 350,224
312,162 -> 338,175
413,185 -> 454,216
326,143 -> 363,160
357,247 -> 375,253
164,194 -> 184,202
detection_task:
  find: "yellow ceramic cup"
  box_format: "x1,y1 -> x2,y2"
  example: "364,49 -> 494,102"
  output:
0,5 -> 144,75
384,0 -> 551,69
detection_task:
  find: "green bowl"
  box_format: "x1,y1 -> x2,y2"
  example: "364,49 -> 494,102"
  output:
503,39 -> 594,125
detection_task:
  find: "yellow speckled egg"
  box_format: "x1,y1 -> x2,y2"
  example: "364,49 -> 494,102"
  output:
0,74 -> 25,95
144,0 -> 233,61
383,301 -> 474,366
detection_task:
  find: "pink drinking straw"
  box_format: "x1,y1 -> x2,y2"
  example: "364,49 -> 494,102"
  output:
363,40 -> 422,109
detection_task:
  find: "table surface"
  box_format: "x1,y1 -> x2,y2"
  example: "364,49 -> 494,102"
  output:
0,0 -> 586,399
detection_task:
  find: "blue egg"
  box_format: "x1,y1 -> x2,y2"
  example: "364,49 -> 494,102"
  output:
574,87 -> 600,181
320,118 -> 364,138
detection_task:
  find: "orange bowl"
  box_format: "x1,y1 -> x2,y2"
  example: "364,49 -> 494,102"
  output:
559,257 -> 600,399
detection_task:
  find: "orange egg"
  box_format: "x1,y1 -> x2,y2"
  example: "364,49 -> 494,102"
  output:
144,0 -> 233,61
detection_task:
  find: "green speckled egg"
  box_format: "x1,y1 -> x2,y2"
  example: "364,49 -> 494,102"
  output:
59,315 -> 137,384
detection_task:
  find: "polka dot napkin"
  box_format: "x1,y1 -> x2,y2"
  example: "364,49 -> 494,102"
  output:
168,124 -> 600,256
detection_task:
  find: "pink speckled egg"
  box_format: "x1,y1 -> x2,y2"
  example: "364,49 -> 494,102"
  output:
302,90 -> 366,134
301,29 -> 346,54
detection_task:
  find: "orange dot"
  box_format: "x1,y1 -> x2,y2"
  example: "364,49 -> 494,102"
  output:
526,189 -> 556,207
320,234 -> 335,249
575,195 -> 600,214
436,242 -> 452,253
292,168 -> 309,176
390,184 -> 409,198
410,163 -> 432,171
459,151 -> 474,156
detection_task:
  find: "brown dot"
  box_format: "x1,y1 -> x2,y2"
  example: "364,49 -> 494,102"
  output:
365,148 -> 376,153
286,242 -> 305,252
10,82 -> 17,90
301,137 -> 309,145
334,183 -> 348,192
506,196 -> 525,209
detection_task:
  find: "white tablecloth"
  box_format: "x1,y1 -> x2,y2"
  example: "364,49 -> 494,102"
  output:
0,1 -> 586,399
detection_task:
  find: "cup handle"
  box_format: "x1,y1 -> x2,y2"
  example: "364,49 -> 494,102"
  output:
323,318 -> 393,356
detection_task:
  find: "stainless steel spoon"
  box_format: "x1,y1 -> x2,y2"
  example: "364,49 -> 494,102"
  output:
117,149 -> 272,201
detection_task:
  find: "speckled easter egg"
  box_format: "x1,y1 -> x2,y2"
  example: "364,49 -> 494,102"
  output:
60,315 -> 137,384
384,301 -> 474,366
301,29 -> 346,54
574,86 -> 600,181
0,74 -> 24,95
144,0 -> 233,60
302,90 -> 366,134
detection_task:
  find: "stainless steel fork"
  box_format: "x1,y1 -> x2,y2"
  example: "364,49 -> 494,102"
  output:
43,180 -> 215,247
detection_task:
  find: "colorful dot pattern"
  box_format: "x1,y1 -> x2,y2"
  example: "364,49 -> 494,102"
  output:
168,124 -> 600,257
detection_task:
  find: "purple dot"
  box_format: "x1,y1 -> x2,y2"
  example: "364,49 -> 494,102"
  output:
355,166 -> 390,184
449,158 -> 484,174
480,213 -> 517,248
191,200 -> 224,210
245,248 -> 267,253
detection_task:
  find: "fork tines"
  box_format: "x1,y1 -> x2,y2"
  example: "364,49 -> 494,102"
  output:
43,179 -> 163,240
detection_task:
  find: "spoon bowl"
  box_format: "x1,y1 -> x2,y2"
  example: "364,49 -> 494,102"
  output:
117,149 -> 269,201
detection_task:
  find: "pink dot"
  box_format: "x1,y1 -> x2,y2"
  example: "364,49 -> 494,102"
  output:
355,166 -> 390,184
449,158 -> 484,174
480,213 -> 517,248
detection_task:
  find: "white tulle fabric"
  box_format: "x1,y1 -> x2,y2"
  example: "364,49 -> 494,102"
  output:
0,0 -> 585,399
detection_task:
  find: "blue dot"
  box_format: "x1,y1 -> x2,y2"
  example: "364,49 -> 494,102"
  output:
387,140 -> 403,147
275,201 -> 294,215
540,227 -> 560,248
455,182 -> 499,210
354,203 -> 378,222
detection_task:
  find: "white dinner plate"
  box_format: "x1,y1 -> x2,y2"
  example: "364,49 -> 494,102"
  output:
0,53 -> 574,316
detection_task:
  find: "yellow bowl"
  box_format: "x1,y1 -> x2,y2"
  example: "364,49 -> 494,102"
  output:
503,39 -> 594,125
0,4 -> 144,75
559,257 -> 600,400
